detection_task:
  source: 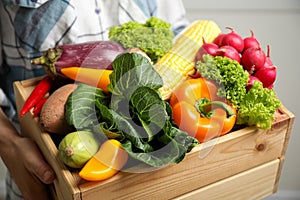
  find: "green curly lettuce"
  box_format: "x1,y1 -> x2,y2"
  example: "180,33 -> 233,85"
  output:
108,16 -> 174,62
236,81 -> 281,130
196,54 -> 281,130
196,55 -> 249,108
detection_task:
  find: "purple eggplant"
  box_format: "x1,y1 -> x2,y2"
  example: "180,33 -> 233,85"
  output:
31,41 -> 125,76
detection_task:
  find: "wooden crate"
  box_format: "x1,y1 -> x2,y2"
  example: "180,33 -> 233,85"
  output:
13,77 -> 295,200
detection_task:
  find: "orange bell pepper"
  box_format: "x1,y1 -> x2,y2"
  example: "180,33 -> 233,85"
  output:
170,78 -> 236,142
79,139 -> 128,181
61,67 -> 112,92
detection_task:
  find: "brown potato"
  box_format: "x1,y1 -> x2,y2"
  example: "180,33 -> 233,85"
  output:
39,84 -> 77,135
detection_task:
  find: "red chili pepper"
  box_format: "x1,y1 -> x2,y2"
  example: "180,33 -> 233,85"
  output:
32,96 -> 49,116
20,76 -> 54,117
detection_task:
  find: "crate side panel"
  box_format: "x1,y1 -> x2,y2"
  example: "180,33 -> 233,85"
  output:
278,106 -> 295,157
79,118 -> 289,200
174,159 -> 280,200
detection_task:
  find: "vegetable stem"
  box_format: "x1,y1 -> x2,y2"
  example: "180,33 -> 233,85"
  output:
196,97 -> 235,118
65,146 -> 74,157
31,48 -> 62,77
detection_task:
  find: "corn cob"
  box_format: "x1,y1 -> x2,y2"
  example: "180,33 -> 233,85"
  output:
154,20 -> 221,100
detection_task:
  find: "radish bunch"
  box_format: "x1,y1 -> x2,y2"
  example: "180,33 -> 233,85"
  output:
195,27 -> 277,90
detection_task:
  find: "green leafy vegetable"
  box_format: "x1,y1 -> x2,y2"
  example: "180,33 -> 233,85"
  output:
66,52 -> 199,167
196,55 -> 249,109
196,54 -> 281,130
65,84 -> 110,129
109,16 -> 174,62
107,52 -> 163,97
236,81 -> 281,130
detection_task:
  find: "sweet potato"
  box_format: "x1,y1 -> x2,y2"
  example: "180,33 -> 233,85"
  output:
39,84 -> 77,134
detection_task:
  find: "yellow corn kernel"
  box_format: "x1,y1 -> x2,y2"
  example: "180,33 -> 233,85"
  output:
154,20 -> 221,100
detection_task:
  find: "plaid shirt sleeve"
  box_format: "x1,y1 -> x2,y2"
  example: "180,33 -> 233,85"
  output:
1,0 -> 50,8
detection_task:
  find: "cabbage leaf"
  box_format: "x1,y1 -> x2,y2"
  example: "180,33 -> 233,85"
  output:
65,52 -> 199,167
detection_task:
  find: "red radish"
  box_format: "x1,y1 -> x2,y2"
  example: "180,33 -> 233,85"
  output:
253,65 -> 277,88
215,45 -> 241,63
263,45 -> 273,67
195,37 -> 219,62
221,27 -> 244,53
241,46 -> 266,73
243,30 -> 260,52
213,33 -> 225,47
247,75 -> 261,91
267,84 -> 274,89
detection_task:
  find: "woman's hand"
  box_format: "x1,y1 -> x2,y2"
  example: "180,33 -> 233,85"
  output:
0,109 -> 56,200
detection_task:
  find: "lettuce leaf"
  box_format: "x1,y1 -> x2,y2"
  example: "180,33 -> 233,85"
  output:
236,81 -> 281,130
196,55 -> 281,130
196,55 -> 249,109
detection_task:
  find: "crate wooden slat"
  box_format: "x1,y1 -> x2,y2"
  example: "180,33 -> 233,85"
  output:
175,159 -> 281,200
13,77 -> 295,200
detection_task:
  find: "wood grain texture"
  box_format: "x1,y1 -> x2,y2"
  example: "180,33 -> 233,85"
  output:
13,77 -> 295,200
175,159 -> 280,200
